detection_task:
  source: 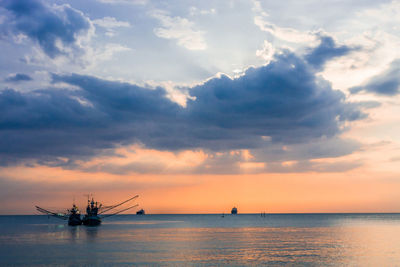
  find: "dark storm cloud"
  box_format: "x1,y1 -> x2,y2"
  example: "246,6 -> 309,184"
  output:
0,49 -> 365,168
305,35 -> 358,71
0,76 -> 181,165
4,73 -> 33,82
2,0 -> 92,58
186,51 -> 364,148
350,60 -> 400,96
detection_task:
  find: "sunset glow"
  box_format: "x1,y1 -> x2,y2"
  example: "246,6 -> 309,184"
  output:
1,0 -> 400,215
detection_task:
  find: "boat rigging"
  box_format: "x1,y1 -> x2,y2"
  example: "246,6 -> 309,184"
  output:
35,194 -> 139,226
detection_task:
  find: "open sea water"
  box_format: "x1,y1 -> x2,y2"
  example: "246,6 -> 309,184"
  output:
1,213 -> 400,266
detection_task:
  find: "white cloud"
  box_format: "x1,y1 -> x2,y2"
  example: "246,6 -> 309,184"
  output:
189,6 -> 216,16
357,1 -> 400,27
144,80 -> 194,107
252,1 -> 316,44
256,40 -> 274,63
93,17 -> 131,37
151,10 -> 207,50
97,0 -> 147,5
252,0 -> 268,17
254,16 -> 316,44
93,17 -> 131,28
320,1 -> 400,92
87,43 -> 131,66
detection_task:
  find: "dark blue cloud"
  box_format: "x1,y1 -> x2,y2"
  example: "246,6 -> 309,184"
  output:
187,52 -> 364,146
0,75 -> 181,165
350,60 -> 400,96
4,73 -> 33,82
305,35 -> 358,71
2,0 -> 92,58
0,50 -> 365,168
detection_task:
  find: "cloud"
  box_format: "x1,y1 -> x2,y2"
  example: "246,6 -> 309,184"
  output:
2,0 -> 93,59
97,0 -> 148,5
254,16 -> 316,44
305,35 -> 359,71
151,10 -> 207,50
256,40 -> 275,63
0,74 -> 183,165
0,46 -> 365,171
188,7 -> 216,16
92,17 -> 131,28
350,59 -> 400,95
90,43 -> 131,62
184,51 -> 364,149
93,16 -> 131,37
4,73 -> 33,82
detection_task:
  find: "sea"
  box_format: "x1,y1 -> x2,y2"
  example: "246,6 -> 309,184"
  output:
1,213 -> 400,266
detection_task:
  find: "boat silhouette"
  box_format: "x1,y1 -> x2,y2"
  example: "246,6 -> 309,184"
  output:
136,209 -> 145,215
36,194 -> 139,226
231,207 -> 238,214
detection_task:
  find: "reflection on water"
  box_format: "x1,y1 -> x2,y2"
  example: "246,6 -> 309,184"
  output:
1,214 -> 400,266
68,226 -> 79,242
68,224 -> 99,242
107,220 -> 184,225
85,226 -> 98,241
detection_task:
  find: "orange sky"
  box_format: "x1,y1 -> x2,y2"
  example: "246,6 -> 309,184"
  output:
1,159 -> 400,214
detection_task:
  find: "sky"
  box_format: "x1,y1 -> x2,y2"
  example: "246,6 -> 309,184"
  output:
0,0 -> 400,214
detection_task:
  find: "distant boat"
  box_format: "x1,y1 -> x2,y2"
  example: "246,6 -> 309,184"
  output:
136,209 -> 145,215
231,207 -> 238,214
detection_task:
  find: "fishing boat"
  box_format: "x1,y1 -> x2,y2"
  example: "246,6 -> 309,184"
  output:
82,198 -> 101,226
36,203 -> 82,226
136,209 -> 145,215
36,194 -> 139,226
67,204 -> 82,226
231,207 -> 238,214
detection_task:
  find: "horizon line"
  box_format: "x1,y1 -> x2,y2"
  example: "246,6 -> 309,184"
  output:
1,212 -> 400,216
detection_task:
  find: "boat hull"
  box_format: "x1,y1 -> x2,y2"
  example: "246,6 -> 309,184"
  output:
82,216 -> 101,226
68,214 -> 82,226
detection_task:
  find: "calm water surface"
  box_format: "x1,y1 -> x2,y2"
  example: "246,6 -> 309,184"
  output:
1,214 -> 400,266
